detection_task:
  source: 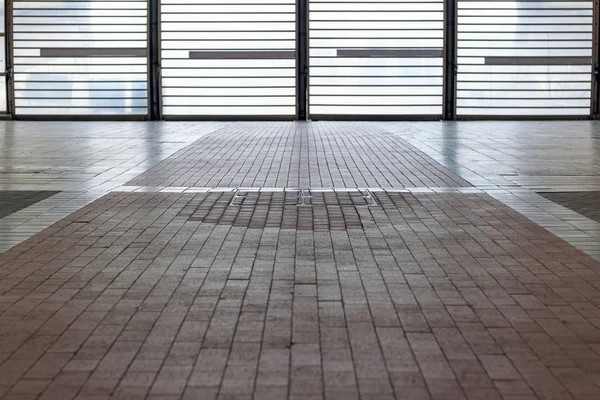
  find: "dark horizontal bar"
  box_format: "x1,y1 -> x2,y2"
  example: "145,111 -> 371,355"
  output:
40,48 -> 147,57
485,56 -> 591,65
14,80 -> 148,83
337,48 -> 443,58
161,86 -> 295,89
309,114 -> 442,121
458,98 -> 588,100
160,95 -> 294,98
163,115 -> 295,121
457,81 -> 590,83
189,51 -> 296,59
308,94 -> 442,97
456,89 -> 587,91
16,107 -> 148,109
14,115 -> 150,122
16,97 -> 148,100
457,106 -> 586,109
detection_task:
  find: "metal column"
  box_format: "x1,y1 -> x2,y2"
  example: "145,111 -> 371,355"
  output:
297,0 -> 308,120
443,0 -> 457,120
149,0 -> 161,120
6,0 -> 14,116
593,0 -> 599,118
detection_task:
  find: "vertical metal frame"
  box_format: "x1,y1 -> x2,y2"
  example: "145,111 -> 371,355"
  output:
443,0 -> 457,120
147,0 -> 152,119
297,0 -> 308,120
149,0 -> 161,120
592,0 -> 599,117
6,0 -> 14,116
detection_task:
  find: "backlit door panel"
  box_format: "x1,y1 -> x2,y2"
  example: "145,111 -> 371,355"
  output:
456,0 -> 594,116
13,1 -> 148,116
308,0 -> 444,116
160,0 -> 297,116
0,2 -> 6,112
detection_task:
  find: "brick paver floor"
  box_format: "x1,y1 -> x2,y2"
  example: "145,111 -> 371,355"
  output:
538,192 -> 600,224
1,121 -> 600,400
1,190 -> 600,400
127,121 -> 471,189
0,191 -> 59,219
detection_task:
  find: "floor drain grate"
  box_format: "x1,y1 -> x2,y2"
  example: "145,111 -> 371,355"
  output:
298,189 -> 311,206
179,188 -> 378,229
305,188 -> 380,207
228,188 -> 380,208
358,189 -> 379,207
229,189 -> 300,207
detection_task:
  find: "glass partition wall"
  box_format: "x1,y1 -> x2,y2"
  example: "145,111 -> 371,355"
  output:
160,0 -> 297,117
0,1 -> 6,112
4,0 -> 600,119
308,0 -> 445,117
456,0 -> 594,116
12,0 -> 148,116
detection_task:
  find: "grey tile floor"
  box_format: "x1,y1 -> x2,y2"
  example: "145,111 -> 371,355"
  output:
370,121 -> 600,260
0,121 -> 230,253
374,121 -> 600,189
0,191 -> 59,219
537,192 -> 600,224
0,121 -> 231,192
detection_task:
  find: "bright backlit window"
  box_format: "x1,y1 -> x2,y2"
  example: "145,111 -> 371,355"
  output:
456,0 -> 593,116
308,0 -> 444,116
160,0 -> 297,116
13,1 -> 148,115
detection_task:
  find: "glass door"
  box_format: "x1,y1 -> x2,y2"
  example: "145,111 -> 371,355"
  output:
456,0 -> 594,116
308,0 -> 444,117
160,0 -> 297,117
12,0 -> 149,116
0,1 -> 7,112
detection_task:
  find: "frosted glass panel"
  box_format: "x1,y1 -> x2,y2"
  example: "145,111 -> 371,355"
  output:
0,32 -> 4,73
309,0 -> 444,116
0,3 -> 4,34
13,1 -> 148,116
456,0 -> 593,116
0,3 -> 5,112
160,0 -> 296,116
0,79 -> 5,113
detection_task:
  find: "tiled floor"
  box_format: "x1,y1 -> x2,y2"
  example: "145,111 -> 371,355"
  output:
0,121 -> 230,253
374,121 -> 600,189
0,121 -> 230,192
0,192 -> 59,219
538,192 -> 600,224
127,122 -> 471,188
1,120 -> 600,400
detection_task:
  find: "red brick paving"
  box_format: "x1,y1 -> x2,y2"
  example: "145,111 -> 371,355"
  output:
0,191 -> 599,399
178,190 -> 369,230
